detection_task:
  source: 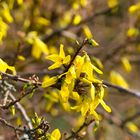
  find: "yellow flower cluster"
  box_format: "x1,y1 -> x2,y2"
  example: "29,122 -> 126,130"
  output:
42,44 -> 111,121
0,2 -> 13,44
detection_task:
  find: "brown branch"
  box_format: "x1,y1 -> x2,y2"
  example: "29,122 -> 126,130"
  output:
0,71 -> 42,86
42,7 -> 115,42
0,117 -> 23,132
64,39 -> 88,72
1,71 -> 140,99
3,90 -> 10,106
103,81 -> 140,98
121,111 -> 140,128
1,86 -> 37,110
8,92 -> 33,129
66,119 -> 94,140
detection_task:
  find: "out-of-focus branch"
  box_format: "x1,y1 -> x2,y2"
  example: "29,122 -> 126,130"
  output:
8,92 -> 33,129
66,119 -> 94,140
1,86 -> 37,110
121,111 -> 140,128
42,7 -> 115,42
103,81 -> 140,98
0,117 -> 23,132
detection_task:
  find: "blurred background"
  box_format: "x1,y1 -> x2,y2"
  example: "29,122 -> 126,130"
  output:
0,0 -> 140,140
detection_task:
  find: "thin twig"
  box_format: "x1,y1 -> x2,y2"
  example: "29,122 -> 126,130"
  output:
0,71 -> 42,86
42,7 -> 115,42
64,39 -> 88,72
1,71 -> 140,99
121,111 -> 140,128
66,119 -> 94,140
103,81 -> 140,98
1,86 -> 37,110
0,117 -> 23,132
9,92 -> 33,129
3,90 -> 10,106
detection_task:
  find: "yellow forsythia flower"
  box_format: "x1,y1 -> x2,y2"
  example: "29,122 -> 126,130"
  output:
110,71 -> 129,88
60,83 -> 70,103
72,1 -> 80,10
17,0 -> 23,5
17,55 -> 25,61
26,31 -> 49,59
107,0 -> 118,8
83,25 -> 93,39
127,27 -> 139,37
121,57 -> 132,72
1,2 -> 13,23
42,76 -> 58,88
128,3 -> 140,15
35,17 -> 50,26
0,17 -> 8,43
80,0 -> 88,7
73,14 -> 82,25
87,38 -> 99,47
0,58 -> 16,78
65,65 -> 76,84
81,54 -> 103,81
50,129 -> 61,140
90,84 -> 95,101
46,44 -> 71,70
32,38 -> 49,59
126,122 -> 139,133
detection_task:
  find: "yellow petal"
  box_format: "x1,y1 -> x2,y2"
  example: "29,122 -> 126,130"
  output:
73,14 -> 81,25
60,84 -> 69,102
32,38 -> 48,59
121,57 -> 132,72
2,3 -> 13,23
92,65 -> 103,74
100,100 -> 111,113
107,0 -> 118,8
90,110 -> 100,120
48,62 -> 62,70
128,3 -> 140,15
110,71 -> 129,88
98,86 -> 104,99
0,58 -> 16,77
17,55 -> 25,61
74,55 -> 84,77
17,0 -> 23,5
61,102 -> 71,112
63,55 -> 71,64
59,44 -> 65,58
80,0 -> 88,7
35,17 -> 50,26
90,84 -> 95,100
46,55 -> 61,62
127,27 -> 139,37
71,91 -> 80,101
51,129 -> 61,140
81,102 -> 89,116
42,76 -> 58,88
87,38 -> 99,47
65,65 -> 76,84
126,122 -> 139,133
83,25 -> 93,39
